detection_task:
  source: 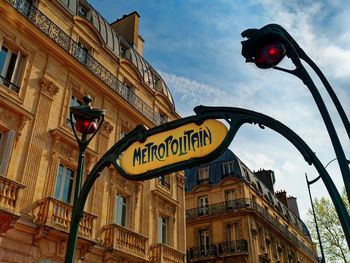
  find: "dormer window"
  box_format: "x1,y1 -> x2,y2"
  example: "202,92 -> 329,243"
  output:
222,161 -> 234,177
78,0 -> 90,18
198,166 -> 209,184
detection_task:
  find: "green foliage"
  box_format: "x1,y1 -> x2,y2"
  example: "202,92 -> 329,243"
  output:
306,188 -> 350,263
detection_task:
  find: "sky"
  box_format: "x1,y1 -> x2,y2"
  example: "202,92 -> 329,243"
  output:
89,0 -> 350,222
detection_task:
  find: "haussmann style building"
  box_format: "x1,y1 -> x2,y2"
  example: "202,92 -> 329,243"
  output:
0,0 -> 186,262
185,149 -> 319,263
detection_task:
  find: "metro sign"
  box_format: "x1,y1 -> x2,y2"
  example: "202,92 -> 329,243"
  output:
119,119 -> 228,176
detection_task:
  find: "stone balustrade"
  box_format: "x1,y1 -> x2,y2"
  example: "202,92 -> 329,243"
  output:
34,197 -> 96,240
0,176 -> 24,212
151,243 -> 185,263
102,224 -> 148,260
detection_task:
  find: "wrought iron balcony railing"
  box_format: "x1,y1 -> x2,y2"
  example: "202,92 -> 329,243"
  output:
151,243 -> 185,263
7,0 -> 167,126
217,240 -> 248,255
33,197 -> 97,240
102,224 -> 148,260
186,198 -> 250,219
187,245 -> 217,260
186,198 -> 318,261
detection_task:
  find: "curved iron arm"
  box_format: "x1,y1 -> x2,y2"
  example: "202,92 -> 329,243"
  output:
66,105 -> 350,263
194,106 -> 350,249
242,24 -> 350,204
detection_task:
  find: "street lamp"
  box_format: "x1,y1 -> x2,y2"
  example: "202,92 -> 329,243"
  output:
306,158 -> 350,263
241,24 -> 350,203
65,95 -> 105,263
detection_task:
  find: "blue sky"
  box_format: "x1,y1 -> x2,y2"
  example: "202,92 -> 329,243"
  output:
89,0 -> 350,221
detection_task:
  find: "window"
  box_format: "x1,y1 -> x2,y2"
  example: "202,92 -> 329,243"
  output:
159,175 -> 170,189
0,130 -> 16,177
0,44 -> 23,92
225,189 -> 237,210
198,166 -> 209,184
115,193 -> 128,227
199,229 -> 210,255
67,95 -> 83,126
244,168 -> 250,181
54,164 -> 75,203
158,216 -> 168,244
198,195 -> 208,216
227,223 -> 240,251
222,161 -> 234,176
78,1 -> 90,18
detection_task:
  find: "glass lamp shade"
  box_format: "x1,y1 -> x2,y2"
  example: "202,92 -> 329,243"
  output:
75,115 -> 98,134
254,41 -> 286,69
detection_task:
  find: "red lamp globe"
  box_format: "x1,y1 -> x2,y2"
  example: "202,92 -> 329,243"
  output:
75,115 -> 98,134
254,41 -> 286,69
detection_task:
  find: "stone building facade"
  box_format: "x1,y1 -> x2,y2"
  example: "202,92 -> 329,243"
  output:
0,0 -> 185,262
185,149 -> 319,263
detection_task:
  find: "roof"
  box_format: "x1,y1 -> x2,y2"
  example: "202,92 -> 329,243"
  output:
184,149 -> 312,238
56,0 -> 174,107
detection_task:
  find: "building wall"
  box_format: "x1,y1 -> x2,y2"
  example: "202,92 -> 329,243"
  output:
0,0 -> 184,262
185,150 -> 318,263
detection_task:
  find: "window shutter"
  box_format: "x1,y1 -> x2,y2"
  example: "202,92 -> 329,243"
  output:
11,50 -> 22,85
0,130 -> 16,176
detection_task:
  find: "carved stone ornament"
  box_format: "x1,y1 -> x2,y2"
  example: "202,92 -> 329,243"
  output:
176,173 -> 186,188
251,228 -> 258,237
0,105 -> 22,131
40,77 -> 59,98
100,121 -> 113,136
54,141 -> 78,162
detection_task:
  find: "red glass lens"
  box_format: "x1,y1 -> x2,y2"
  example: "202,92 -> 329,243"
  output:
75,116 -> 98,134
254,42 -> 286,69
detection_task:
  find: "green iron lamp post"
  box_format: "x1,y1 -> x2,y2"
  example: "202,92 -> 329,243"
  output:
65,95 -> 105,263
240,24 -> 350,204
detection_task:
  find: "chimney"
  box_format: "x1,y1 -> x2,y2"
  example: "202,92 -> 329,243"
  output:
287,196 -> 300,218
111,12 -> 142,51
254,169 -> 275,193
275,190 -> 288,207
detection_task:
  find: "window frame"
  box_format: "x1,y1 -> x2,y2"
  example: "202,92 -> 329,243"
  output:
158,215 -> 168,244
53,163 -> 76,204
0,42 -> 24,92
222,161 -> 234,177
115,192 -> 129,227
198,195 -> 209,216
198,166 -> 209,184
159,174 -> 170,189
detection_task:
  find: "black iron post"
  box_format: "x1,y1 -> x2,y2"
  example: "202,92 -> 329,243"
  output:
65,95 -> 105,263
305,173 -> 325,263
241,24 -> 350,203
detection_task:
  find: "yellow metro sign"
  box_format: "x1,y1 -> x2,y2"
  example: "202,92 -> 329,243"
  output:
119,119 -> 228,175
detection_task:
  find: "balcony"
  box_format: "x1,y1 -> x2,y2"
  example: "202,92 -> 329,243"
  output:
186,198 -> 250,219
151,243 -> 185,263
7,0 -> 167,126
187,245 -> 217,261
0,176 -> 25,233
186,198 -> 318,261
218,240 -> 248,256
102,224 -> 148,261
0,176 -> 24,212
33,197 -> 96,240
